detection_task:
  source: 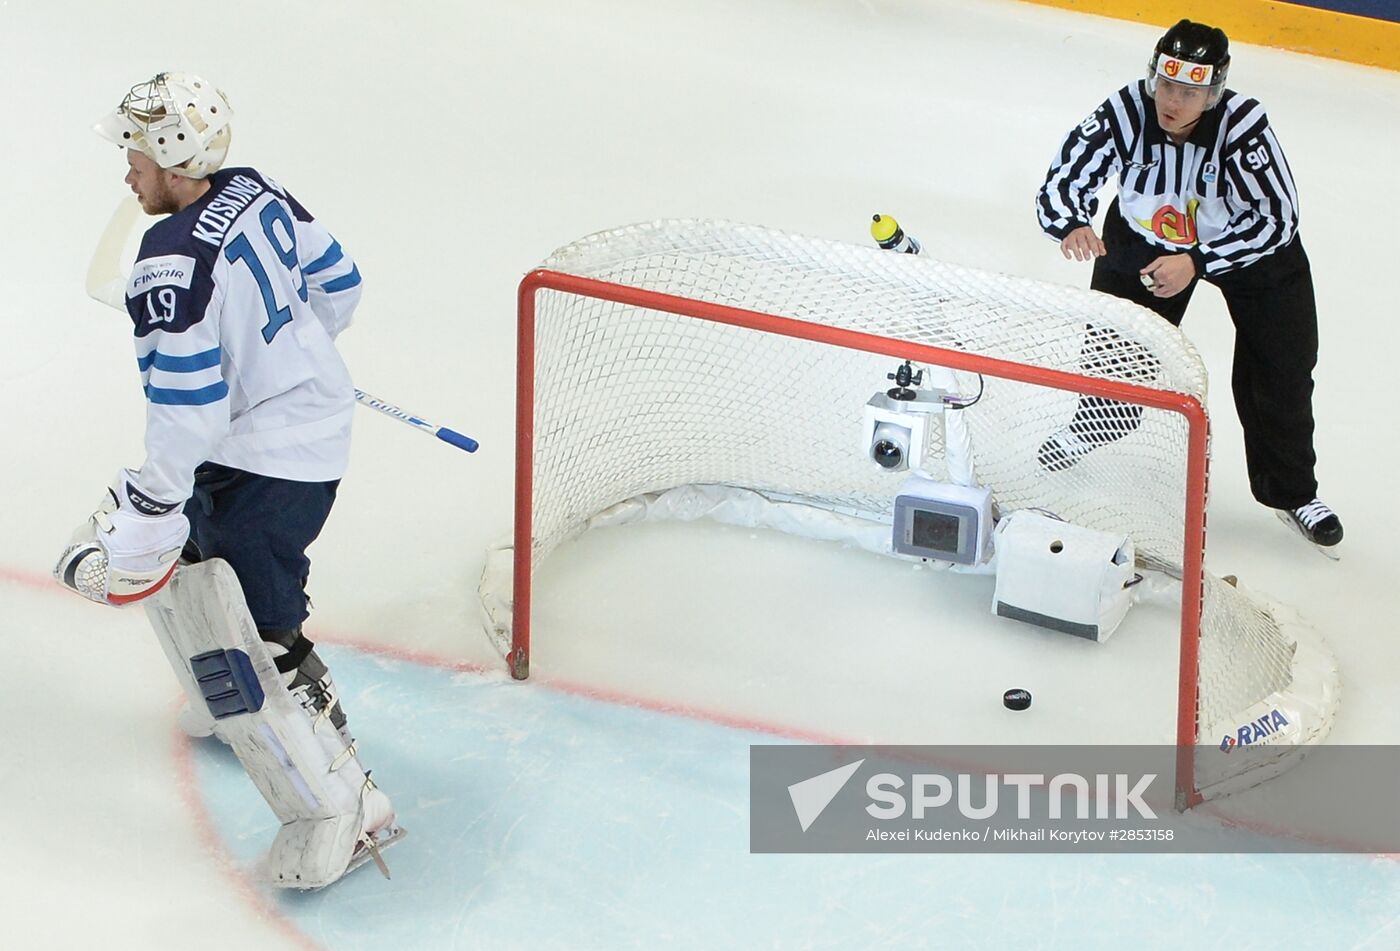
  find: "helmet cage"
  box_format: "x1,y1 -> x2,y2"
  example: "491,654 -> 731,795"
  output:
95,72 -> 233,179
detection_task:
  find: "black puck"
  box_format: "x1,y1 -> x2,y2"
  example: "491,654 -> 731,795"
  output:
1003,688 -> 1032,711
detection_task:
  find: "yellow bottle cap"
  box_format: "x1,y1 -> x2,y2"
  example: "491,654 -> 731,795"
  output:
870,214 -> 900,243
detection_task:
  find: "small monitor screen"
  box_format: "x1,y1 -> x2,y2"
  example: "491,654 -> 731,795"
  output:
911,509 -> 962,554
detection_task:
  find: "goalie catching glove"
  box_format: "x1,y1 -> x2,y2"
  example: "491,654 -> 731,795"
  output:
54,469 -> 189,605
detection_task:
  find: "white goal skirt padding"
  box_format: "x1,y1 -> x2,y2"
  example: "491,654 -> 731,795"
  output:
481,218 -> 1340,803
991,510 -> 1136,642
146,559 -> 398,889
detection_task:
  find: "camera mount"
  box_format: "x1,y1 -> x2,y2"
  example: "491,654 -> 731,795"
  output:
862,364 -> 947,473
886,361 -> 924,401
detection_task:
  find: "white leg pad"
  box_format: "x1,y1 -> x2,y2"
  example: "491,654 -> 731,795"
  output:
144,559 -> 401,889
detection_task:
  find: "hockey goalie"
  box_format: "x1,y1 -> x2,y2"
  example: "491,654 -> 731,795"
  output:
54,71 -> 402,889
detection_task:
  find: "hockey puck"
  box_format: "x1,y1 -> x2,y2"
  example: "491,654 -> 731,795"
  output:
1003,688 -> 1032,711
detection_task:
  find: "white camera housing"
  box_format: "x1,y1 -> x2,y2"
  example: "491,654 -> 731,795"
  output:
862,389 -> 944,472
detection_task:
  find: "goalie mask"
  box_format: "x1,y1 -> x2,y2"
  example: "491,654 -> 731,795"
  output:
1146,20 -> 1230,110
95,72 -> 233,179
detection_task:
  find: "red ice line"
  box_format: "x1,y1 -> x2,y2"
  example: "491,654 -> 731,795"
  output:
4,559 -> 1396,951
8,559 -> 852,951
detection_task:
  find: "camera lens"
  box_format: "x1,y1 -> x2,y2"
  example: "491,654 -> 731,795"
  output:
870,420 -> 911,470
872,439 -> 904,469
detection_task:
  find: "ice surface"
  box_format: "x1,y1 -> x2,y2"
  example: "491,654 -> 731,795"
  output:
3,0 -> 1399,947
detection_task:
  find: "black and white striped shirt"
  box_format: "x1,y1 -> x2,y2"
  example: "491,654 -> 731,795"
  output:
1037,81 -> 1300,276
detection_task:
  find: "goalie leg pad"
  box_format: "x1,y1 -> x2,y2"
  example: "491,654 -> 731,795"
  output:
144,559 -> 401,889
173,627 -> 350,743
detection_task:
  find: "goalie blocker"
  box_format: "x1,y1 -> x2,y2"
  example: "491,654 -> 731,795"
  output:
147,559 -> 403,888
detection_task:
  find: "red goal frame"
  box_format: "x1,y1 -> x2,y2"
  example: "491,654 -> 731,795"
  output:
512,268 -> 1212,808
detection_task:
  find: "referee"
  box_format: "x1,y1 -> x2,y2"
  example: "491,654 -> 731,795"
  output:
1035,19 -> 1342,550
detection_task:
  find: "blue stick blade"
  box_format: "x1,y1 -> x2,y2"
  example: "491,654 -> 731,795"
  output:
436,427 -> 480,453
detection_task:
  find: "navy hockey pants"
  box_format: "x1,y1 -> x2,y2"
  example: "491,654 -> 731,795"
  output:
181,462 -> 340,630
1075,205 -> 1321,510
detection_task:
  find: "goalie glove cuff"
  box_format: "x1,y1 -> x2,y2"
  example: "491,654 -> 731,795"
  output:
54,469 -> 189,606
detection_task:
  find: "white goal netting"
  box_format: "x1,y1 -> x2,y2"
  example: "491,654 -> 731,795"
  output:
480,219 -> 1338,803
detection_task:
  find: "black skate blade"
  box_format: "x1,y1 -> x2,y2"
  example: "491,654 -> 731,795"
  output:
1274,510 -> 1341,561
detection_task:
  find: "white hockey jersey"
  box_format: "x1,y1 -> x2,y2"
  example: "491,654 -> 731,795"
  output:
124,167 -> 362,504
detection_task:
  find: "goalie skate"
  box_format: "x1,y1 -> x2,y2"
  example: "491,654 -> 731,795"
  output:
342,821 -> 408,884
263,775 -> 405,889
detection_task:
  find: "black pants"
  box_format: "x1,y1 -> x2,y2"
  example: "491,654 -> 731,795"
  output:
182,462 -> 340,629
181,462 -> 348,733
1067,203 -> 1320,510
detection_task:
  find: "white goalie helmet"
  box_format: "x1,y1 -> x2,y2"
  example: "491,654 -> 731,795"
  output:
94,72 -> 233,179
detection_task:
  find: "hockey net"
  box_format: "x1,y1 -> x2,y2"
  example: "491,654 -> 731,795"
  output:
479,219 -> 1338,806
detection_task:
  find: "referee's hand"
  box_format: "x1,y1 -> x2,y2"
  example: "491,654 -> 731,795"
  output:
1060,225 -> 1106,262
1140,254 -> 1197,298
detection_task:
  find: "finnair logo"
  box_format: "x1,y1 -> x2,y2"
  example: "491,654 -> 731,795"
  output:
127,254 -> 196,296
787,759 -> 863,832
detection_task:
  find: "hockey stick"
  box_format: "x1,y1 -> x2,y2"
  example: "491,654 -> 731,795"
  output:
85,197 -> 479,455
86,196 -> 144,310
353,389 -> 478,452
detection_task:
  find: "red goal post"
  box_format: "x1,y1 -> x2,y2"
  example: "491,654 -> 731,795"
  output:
482,220 -> 1338,809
